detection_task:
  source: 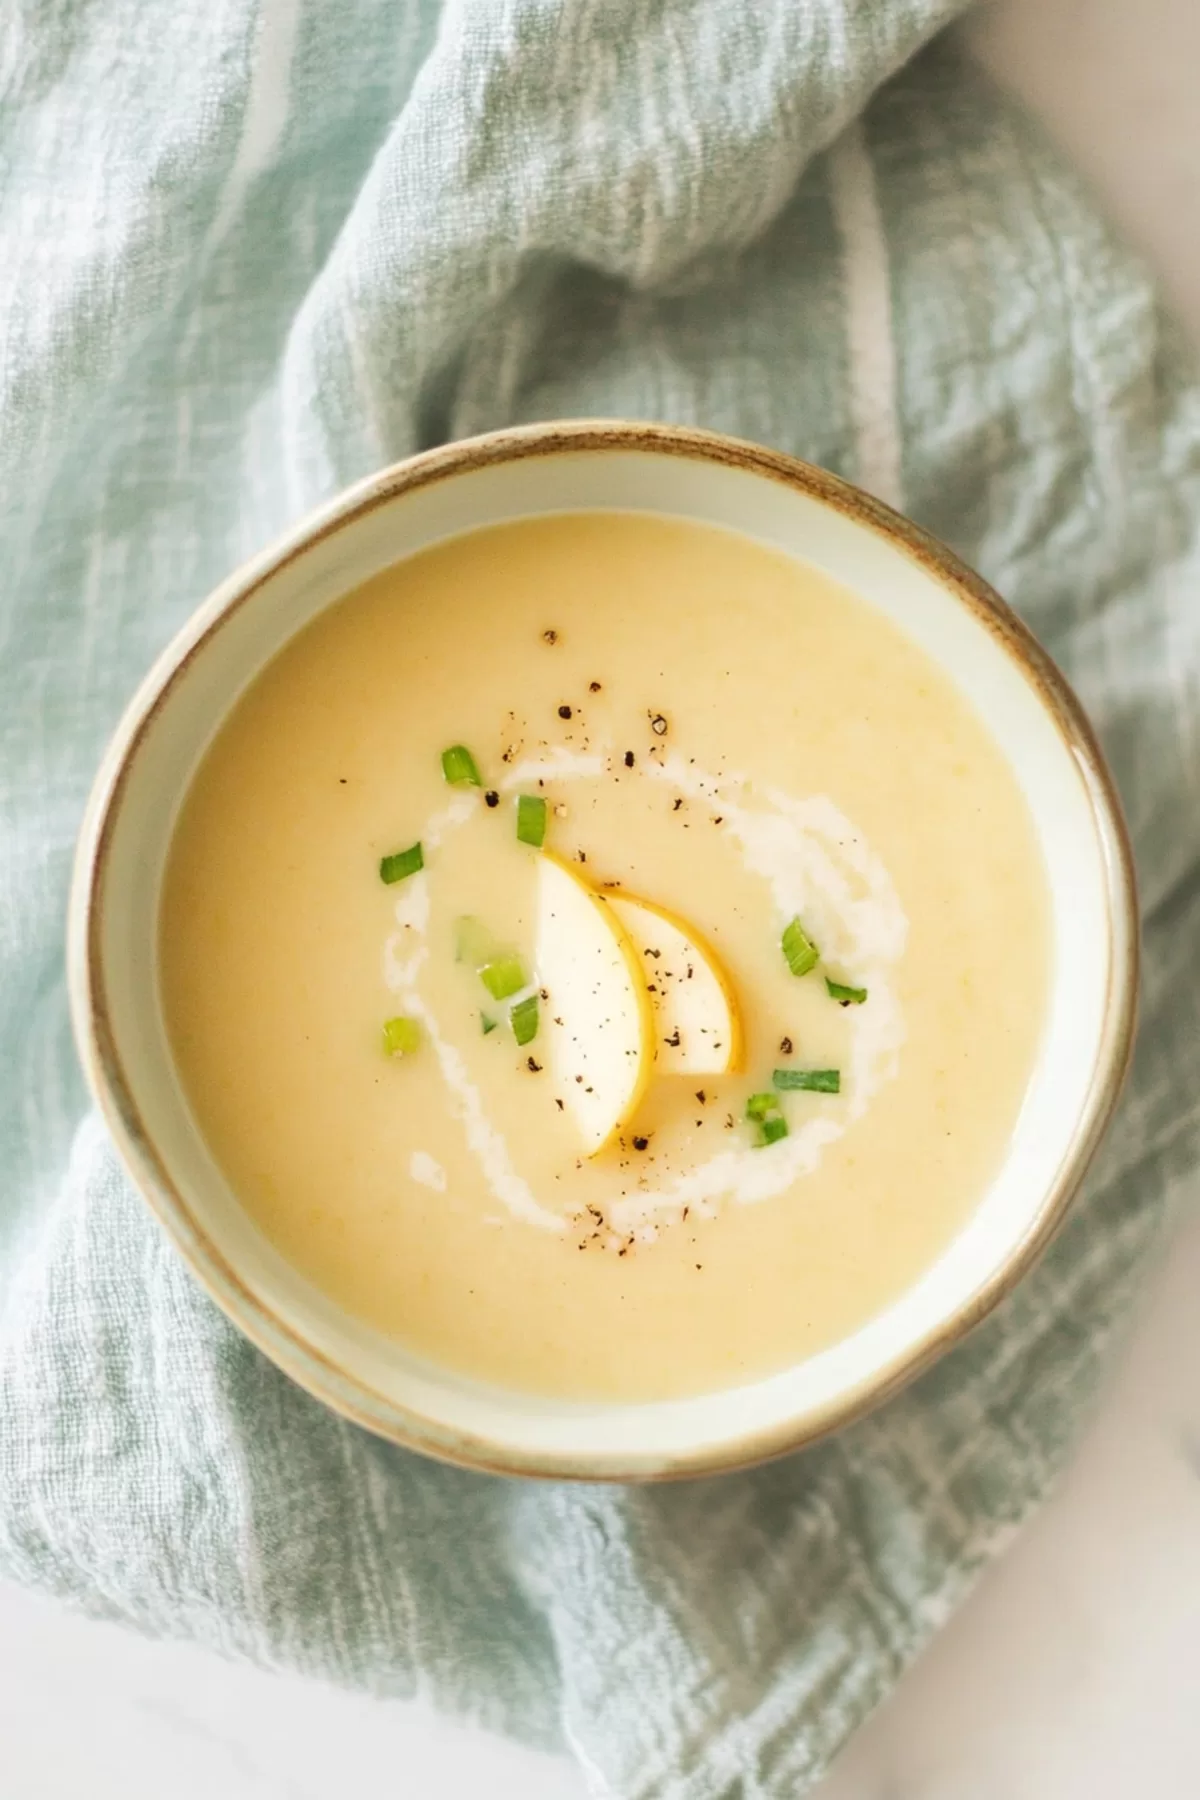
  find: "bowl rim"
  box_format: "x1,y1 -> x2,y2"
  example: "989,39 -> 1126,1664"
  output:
67,419 -> 1140,1482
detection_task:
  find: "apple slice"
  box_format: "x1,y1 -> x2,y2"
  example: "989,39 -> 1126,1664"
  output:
536,852 -> 655,1156
607,893 -> 743,1076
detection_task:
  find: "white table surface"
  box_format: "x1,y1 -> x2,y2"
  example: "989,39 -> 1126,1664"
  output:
5,0 -> 1200,1793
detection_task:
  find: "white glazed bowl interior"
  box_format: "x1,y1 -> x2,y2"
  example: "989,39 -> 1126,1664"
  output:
72,429 -> 1134,1479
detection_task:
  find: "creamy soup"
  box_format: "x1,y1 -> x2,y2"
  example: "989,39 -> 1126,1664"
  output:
159,512 -> 1049,1402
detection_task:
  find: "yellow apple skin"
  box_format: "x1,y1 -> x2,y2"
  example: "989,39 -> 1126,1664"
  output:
536,852 -> 656,1156
607,890 -> 744,1077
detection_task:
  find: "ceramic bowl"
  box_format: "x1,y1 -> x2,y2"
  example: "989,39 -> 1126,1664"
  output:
68,422 -> 1138,1480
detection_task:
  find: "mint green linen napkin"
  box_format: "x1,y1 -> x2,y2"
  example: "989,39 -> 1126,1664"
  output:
3,4 -> 1199,1794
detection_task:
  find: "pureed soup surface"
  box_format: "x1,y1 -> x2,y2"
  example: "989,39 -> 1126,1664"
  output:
160,512 -> 1049,1403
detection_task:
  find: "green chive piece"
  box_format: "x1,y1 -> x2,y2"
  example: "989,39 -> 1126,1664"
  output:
455,915 -> 495,967
481,1012 -> 499,1035
381,1015 -> 421,1057
510,993 -> 539,1047
480,954 -> 527,1002
745,1092 -> 780,1122
441,744 -> 482,786
825,978 -> 867,1005
782,916 -> 819,977
516,793 -> 548,848
380,842 -> 424,884
773,1067 -> 841,1094
747,1090 -> 788,1147
755,1114 -> 789,1148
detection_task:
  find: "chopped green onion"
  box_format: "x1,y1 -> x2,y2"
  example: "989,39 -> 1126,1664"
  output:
782,916 -> 819,977
746,1091 -> 788,1147
516,793 -> 548,848
745,1092 -> 780,1122
381,1015 -> 421,1057
455,914 -> 495,967
481,1012 -> 498,1036
480,954 -> 527,1001
441,744 -> 482,786
510,993 -> 539,1046
825,978 -> 867,1005
773,1067 -> 841,1094
380,842 -> 424,884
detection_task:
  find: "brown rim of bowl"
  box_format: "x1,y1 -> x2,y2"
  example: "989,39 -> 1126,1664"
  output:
68,420 -> 1140,1483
